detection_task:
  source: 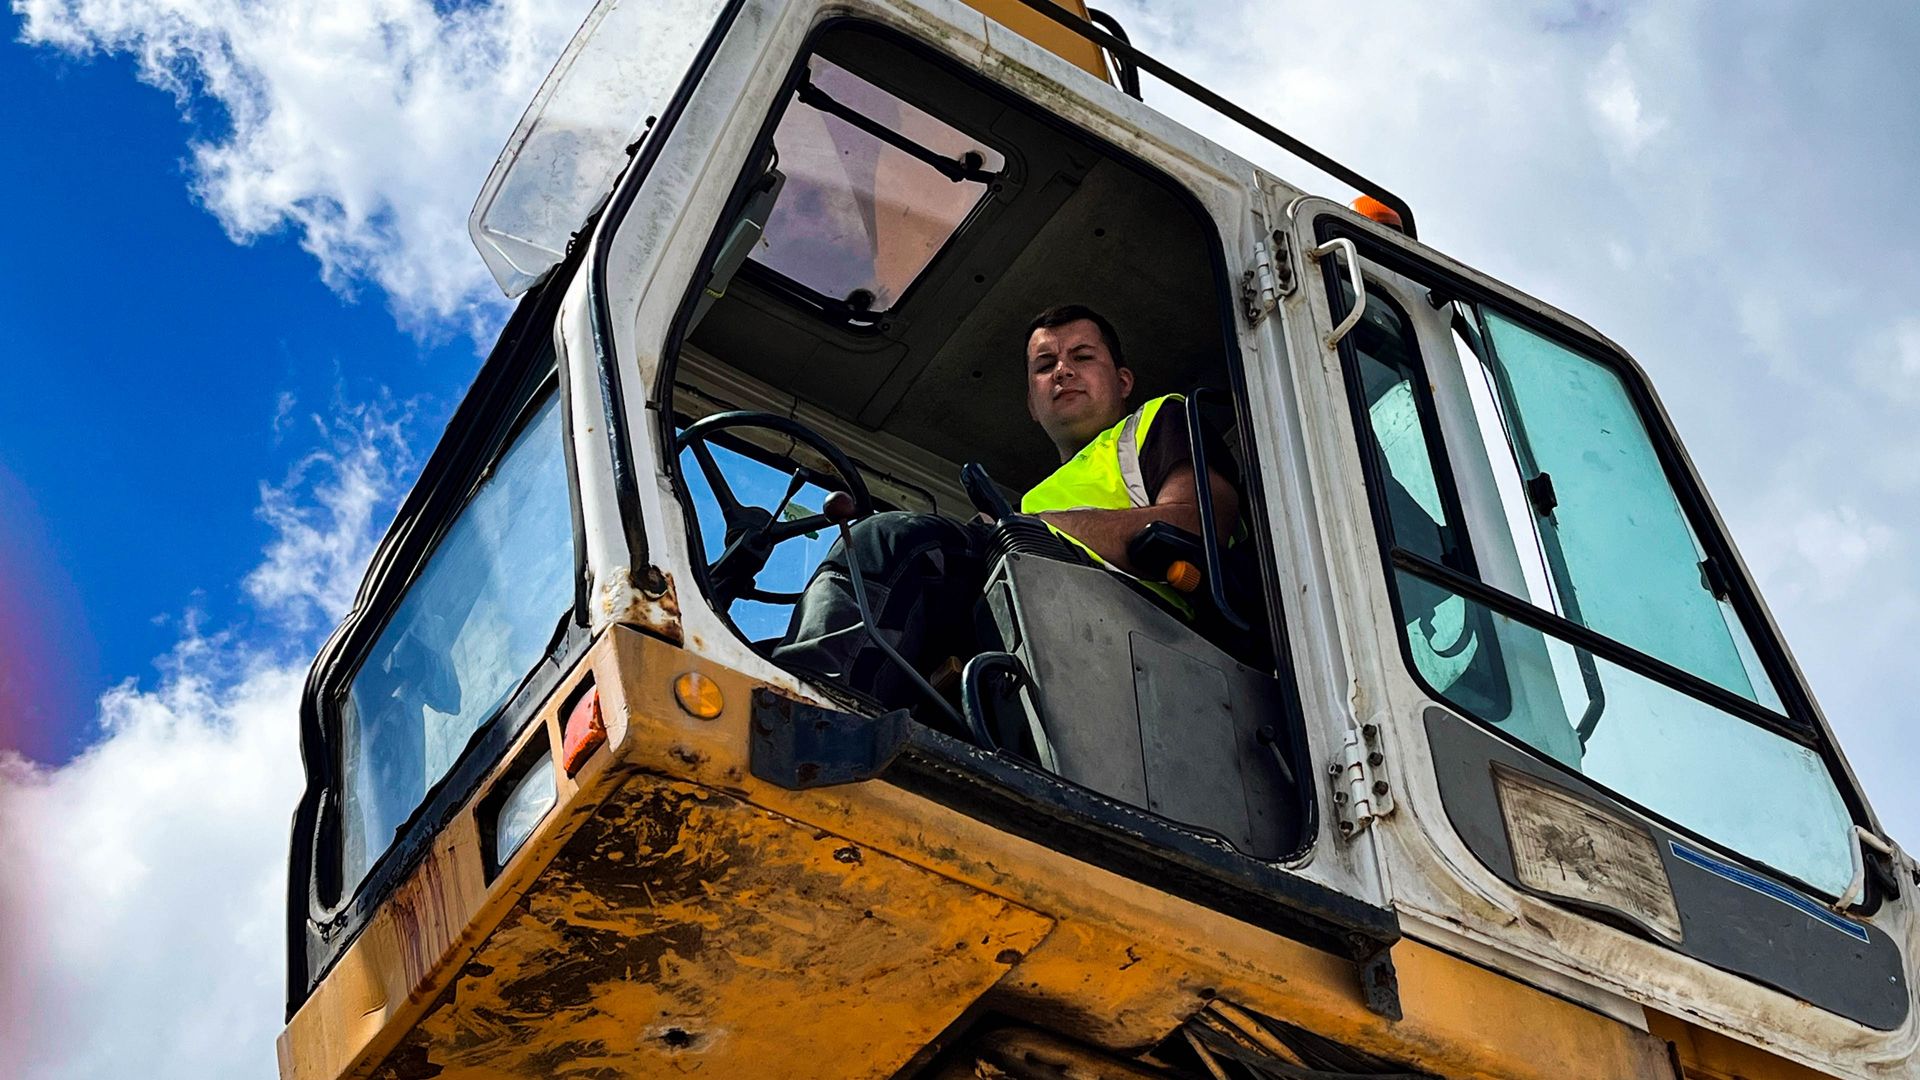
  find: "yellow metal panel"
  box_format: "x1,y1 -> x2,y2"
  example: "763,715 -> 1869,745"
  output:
1649,1011 -> 1837,1080
283,628 -> 1681,1080
959,0 -> 1108,81
597,629 -> 1677,1080
361,776 -> 1053,1078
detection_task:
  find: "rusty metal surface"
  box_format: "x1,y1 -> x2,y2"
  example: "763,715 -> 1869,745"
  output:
363,775 -> 1051,1078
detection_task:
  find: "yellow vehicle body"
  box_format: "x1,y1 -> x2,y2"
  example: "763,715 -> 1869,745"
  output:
280,623 -> 1826,1079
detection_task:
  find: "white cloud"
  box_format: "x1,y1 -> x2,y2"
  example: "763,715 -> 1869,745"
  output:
1854,316 -> 1920,404
13,0 -> 592,332
1588,43 -> 1666,157
1740,491 -> 1904,608
0,401 -> 407,1080
246,394 -> 415,633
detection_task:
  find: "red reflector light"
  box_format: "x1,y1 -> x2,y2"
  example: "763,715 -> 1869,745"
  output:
1350,195 -> 1404,230
561,686 -> 605,776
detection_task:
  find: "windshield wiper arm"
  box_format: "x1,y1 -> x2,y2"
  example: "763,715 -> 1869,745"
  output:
795,77 -> 1000,185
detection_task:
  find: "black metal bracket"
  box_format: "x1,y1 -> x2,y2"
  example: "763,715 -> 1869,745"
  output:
1356,940 -> 1403,1020
750,689 -> 910,789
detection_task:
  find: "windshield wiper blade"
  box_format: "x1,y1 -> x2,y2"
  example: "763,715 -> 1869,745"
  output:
796,77 -> 999,184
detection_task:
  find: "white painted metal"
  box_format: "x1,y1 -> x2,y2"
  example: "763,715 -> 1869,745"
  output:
1834,827 -> 1903,915
1274,195 -> 1918,1077
1308,237 -> 1365,347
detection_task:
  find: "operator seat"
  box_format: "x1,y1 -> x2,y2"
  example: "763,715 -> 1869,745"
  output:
961,460 -> 1299,861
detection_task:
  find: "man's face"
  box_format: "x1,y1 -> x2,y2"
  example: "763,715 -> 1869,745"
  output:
1026,318 -> 1134,454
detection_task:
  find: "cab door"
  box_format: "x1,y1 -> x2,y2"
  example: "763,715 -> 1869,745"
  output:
1276,193 -> 1915,1061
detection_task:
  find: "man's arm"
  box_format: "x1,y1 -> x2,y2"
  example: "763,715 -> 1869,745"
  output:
1033,463 -> 1239,574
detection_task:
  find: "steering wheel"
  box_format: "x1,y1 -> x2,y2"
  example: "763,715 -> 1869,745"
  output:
676,411 -> 874,608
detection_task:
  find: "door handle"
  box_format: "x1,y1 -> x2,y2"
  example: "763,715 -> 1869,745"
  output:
1310,237 -> 1366,348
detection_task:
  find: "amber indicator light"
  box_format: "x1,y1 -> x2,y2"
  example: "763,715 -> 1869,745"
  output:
674,671 -> 725,720
1349,195 -> 1405,230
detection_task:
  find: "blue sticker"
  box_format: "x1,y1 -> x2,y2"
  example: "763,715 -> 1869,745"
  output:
1669,841 -> 1870,944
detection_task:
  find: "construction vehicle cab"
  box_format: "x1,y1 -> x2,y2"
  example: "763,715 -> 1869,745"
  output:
281,2 -> 1920,1078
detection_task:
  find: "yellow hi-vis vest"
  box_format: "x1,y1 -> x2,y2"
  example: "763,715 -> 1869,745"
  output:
1020,394 -> 1191,615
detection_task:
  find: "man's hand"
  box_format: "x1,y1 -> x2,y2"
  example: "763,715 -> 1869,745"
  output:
1032,464 -> 1238,574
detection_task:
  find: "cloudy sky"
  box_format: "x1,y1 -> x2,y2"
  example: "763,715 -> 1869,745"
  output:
1,0 -> 1916,1076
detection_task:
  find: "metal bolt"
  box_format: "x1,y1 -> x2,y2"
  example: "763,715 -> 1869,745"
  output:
1362,723 -> 1379,740
1373,780 -> 1390,796
1367,751 -> 1384,767
1333,791 -> 1348,805
1327,762 -> 1343,777
1338,820 -> 1355,835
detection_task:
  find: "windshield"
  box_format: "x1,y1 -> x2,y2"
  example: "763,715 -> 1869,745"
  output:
678,436 -> 838,643
337,394 -> 573,888
1337,264 -> 1856,895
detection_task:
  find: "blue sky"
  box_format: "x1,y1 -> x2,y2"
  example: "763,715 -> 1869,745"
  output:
3,1 -> 1920,1077
0,19 -> 487,761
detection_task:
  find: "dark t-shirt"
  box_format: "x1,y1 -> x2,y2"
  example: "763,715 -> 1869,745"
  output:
1136,405 -> 1242,504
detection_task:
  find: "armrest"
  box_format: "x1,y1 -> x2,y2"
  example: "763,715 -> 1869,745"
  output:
1126,521 -> 1206,593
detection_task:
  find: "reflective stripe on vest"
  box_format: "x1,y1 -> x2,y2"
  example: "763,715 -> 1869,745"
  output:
1021,394 -> 1190,615
1021,394 -> 1178,516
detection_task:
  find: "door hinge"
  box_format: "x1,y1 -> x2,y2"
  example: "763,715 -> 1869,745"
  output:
1329,716 -> 1395,839
1241,230 -> 1294,325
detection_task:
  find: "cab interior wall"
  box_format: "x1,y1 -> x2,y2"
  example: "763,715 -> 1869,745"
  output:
673,19 -> 1235,495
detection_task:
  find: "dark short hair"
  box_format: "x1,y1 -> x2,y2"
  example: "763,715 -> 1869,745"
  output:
1026,304 -> 1125,371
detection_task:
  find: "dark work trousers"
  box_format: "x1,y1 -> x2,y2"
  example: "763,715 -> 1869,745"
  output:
770,511 -> 992,714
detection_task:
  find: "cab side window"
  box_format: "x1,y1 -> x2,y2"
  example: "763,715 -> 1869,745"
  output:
337,393 -> 573,889
1345,287 -> 1512,722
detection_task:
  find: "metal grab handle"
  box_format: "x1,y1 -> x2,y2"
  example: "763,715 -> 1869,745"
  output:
1311,238 -> 1366,347
1831,826 -> 1898,914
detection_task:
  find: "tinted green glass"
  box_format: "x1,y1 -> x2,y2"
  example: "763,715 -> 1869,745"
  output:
1349,293 -> 1455,566
1482,313 -> 1778,705
1398,567 -> 1853,894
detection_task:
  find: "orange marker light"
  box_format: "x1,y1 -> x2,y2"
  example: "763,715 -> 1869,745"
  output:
1166,560 -> 1202,594
1350,195 -> 1404,230
561,686 -> 606,776
674,671 -> 725,720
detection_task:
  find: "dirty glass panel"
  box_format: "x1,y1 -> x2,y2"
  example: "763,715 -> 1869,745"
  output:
1481,313 -> 1779,707
1400,567 -> 1853,894
339,395 -> 573,888
753,57 -> 1006,312
470,0 -> 732,296
1348,292 -> 1509,718
1348,292 -> 1456,566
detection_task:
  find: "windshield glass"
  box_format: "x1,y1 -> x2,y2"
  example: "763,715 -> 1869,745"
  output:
752,56 -> 1005,313
1477,311 -> 1781,708
470,0 -> 731,296
338,394 -> 572,888
1337,264 -> 1857,895
1400,569 -> 1853,891
678,437 -> 838,643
